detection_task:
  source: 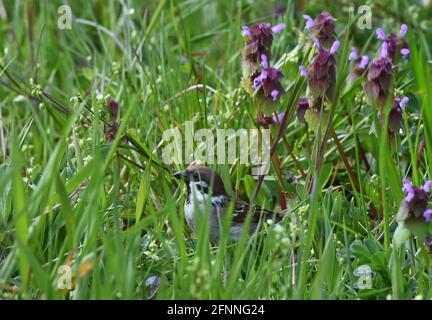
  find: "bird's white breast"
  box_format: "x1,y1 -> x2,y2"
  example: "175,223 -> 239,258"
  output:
184,184 -> 229,241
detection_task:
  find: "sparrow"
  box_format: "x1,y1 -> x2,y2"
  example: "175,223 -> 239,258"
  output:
173,165 -> 283,242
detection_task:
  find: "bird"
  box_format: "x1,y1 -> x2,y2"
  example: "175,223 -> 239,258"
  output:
173,165 -> 284,242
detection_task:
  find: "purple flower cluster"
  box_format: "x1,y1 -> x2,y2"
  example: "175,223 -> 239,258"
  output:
252,54 -> 284,102
296,96 -> 309,122
242,23 -> 284,65
296,12 -> 340,123
364,56 -> 392,109
308,40 -> 339,101
399,178 -> 432,222
364,25 -> 409,109
376,24 -> 409,61
303,12 -> 337,49
241,22 -> 285,108
105,97 -> 121,142
296,96 -> 326,123
388,96 -> 409,133
377,96 -> 409,135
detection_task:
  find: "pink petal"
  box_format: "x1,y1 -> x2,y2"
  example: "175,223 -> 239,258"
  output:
330,40 -> 340,55
399,24 -> 408,37
271,23 -> 285,33
376,28 -> 386,40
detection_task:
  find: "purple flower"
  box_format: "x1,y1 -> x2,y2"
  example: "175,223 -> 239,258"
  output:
252,71 -> 267,88
251,54 -> 284,102
399,96 -> 409,109
258,112 -> 285,126
387,96 -> 408,133
381,96 -> 409,134
400,179 -> 432,220
424,209 -> 432,222
376,28 -> 386,40
399,24 -> 408,37
240,21 -> 286,109
349,47 -> 359,61
271,89 -> 280,101
241,26 -> 251,37
303,15 -> 315,29
424,181 -> 432,193
299,65 -> 308,77
241,22 -> 285,64
307,40 -> 339,101
330,40 -> 340,54
359,56 -> 369,70
297,96 -> 309,122
273,112 -> 285,123
401,48 -> 410,59
241,22 -> 285,90
247,23 -> 273,47
304,12 -> 336,49
364,57 -> 392,108
241,23 -> 273,69
380,41 -> 389,59
107,97 -> 119,119
348,47 -> 369,83
261,53 -> 269,68
271,23 -> 285,33
377,96 -> 409,135
375,25 -> 409,62
252,54 -> 270,88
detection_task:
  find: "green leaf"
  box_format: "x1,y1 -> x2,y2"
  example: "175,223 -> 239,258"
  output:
125,130 -> 170,173
11,133 -> 30,288
304,109 -> 329,136
243,174 -> 268,207
135,164 -> 152,222
393,223 -> 411,248
82,68 -> 94,80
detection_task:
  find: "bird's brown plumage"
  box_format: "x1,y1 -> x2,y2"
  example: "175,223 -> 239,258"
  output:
185,165 -> 227,196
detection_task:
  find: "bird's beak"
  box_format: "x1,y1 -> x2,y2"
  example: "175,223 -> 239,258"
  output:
173,170 -> 187,180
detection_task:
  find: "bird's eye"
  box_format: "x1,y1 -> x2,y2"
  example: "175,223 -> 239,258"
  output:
193,173 -> 200,180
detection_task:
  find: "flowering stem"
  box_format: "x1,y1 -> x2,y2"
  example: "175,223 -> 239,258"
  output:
259,113 -> 287,210
281,135 -> 306,179
271,149 -> 288,211
250,78 -> 307,205
330,128 -> 359,190
345,113 -> 371,172
403,113 -> 420,185
376,111 -> 392,251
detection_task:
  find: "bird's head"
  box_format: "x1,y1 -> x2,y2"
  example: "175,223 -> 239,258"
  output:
173,166 -> 227,197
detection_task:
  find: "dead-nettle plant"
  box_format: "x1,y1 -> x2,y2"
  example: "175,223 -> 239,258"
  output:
239,21 -> 290,208
297,12 -> 339,133
394,179 -> 432,252
364,24 -> 410,137
241,22 -> 285,116
295,12 -> 383,220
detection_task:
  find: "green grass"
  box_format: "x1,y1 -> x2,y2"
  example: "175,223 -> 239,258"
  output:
0,0 -> 432,299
